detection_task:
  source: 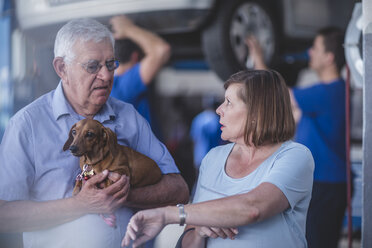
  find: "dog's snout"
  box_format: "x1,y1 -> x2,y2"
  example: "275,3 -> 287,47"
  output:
69,145 -> 78,154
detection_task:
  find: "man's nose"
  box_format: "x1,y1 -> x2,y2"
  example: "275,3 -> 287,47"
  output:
97,65 -> 114,81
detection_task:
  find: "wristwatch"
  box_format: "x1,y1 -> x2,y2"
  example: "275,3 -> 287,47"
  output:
176,204 -> 187,226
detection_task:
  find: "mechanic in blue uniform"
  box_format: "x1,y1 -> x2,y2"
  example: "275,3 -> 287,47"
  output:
246,27 -> 347,248
190,95 -> 223,169
109,15 -> 171,129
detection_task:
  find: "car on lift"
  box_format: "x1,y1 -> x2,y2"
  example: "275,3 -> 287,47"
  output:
15,0 -> 354,82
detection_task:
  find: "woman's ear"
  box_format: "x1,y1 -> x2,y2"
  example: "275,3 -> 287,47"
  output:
53,57 -> 67,80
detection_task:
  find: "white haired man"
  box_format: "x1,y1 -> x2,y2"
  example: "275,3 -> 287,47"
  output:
0,18 -> 188,248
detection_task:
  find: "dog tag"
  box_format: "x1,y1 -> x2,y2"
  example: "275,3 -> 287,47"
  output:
83,165 -> 95,180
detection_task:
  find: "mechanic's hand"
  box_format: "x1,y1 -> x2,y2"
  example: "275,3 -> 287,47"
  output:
245,36 -> 267,70
196,226 -> 238,240
110,15 -> 135,40
75,170 -> 130,214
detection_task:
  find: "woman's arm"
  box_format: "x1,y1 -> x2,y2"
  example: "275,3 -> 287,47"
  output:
170,182 -> 288,227
122,182 -> 288,247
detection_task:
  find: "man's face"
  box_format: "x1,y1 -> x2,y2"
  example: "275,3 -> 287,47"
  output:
63,39 -> 115,114
309,35 -> 327,72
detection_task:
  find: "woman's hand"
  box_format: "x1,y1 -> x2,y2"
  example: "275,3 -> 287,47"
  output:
197,226 -> 239,240
122,208 -> 167,248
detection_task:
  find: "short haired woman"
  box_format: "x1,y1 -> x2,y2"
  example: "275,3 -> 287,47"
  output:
122,70 -> 314,248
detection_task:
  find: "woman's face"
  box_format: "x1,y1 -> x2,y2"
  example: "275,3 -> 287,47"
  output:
216,83 -> 247,143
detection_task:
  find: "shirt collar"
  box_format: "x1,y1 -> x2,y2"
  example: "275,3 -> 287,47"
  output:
52,81 -> 116,122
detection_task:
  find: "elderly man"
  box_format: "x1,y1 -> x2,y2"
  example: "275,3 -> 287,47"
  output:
0,18 -> 188,248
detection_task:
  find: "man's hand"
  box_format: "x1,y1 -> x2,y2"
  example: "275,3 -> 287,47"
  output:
75,170 -> 130,214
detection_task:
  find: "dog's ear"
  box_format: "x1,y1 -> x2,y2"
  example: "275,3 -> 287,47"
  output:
103,127 -> 119,157
63,123 -> 76,151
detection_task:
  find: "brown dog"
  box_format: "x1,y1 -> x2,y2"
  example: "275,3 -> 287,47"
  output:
63,119 -> 162,196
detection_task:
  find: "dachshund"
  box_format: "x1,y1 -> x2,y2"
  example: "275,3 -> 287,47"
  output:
63,119 -> 162,194
63,119 -> 162,227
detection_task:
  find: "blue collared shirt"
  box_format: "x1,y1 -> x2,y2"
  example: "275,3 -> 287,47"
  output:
0,81 -> 179,248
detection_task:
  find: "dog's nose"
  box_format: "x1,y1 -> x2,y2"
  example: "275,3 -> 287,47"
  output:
69,145 -> 78,154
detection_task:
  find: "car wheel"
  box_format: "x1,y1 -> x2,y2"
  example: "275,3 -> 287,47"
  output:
202,0 -> 277,81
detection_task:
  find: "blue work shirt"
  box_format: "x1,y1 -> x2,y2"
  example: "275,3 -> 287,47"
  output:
0,81 -> 179,248
111,63 -> 152,125
293,79 -> 346,183
190,109 -> 222,168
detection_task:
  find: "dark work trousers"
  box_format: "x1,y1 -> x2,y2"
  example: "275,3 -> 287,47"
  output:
306,181 -> 348,248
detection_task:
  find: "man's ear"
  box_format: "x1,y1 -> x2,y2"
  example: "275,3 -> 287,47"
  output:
325,52 -> 335,66
53,57 -> 67,80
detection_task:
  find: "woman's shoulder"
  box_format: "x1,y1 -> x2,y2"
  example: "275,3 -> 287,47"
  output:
281,140 -> 310,152
200,143 -> 234,168
277,140 -> 315,169
278,141 -> 314,161
208,142 -> 234,155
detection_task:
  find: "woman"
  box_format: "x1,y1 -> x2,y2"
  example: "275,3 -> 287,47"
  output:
122,70 -> 314,248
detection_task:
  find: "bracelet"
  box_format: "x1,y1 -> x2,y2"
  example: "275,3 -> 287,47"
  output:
176,204 -> 187,226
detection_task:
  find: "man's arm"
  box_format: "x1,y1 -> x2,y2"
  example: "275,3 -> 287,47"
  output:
0,171 -> 129,232
110,15 -> 171,84
125,173 -> 189,209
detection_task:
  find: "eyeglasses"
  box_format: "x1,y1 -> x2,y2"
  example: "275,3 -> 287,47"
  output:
78,59 -> 119,74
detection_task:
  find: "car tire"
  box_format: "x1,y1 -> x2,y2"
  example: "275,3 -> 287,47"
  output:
202,0 -> 278,81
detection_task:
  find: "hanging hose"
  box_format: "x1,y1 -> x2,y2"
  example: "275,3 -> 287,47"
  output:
345,65 -> 353,248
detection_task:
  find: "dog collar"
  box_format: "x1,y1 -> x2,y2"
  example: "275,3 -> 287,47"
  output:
76,164 -> 95,181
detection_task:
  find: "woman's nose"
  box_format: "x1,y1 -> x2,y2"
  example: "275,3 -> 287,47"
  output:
216,104 -> 223,116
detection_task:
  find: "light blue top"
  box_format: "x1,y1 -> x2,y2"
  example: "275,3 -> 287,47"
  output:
193,141 -> 314,248
0,81 -> 179,248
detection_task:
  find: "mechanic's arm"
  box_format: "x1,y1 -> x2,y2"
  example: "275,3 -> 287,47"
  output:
125,173 -> 189,209
110,15 -> 171,84
289,89 -> 302,124
0,171 -> 129,232
245,36 -> 268,70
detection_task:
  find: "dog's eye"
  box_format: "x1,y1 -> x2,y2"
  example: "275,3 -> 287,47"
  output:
71,130 -> 76,136
86,132 -> 95,138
